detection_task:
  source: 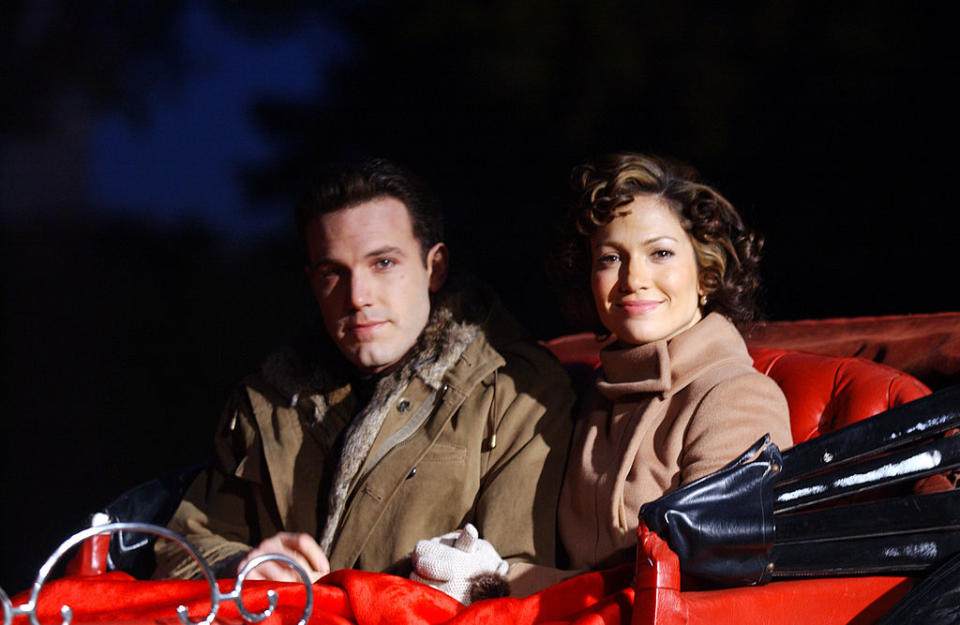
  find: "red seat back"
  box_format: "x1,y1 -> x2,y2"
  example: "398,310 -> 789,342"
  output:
748,347 -> 930,442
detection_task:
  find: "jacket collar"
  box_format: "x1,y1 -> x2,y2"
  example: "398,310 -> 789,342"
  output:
596,313 -> 751,402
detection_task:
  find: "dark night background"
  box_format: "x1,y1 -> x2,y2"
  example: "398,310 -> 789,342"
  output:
2,2 -> 958,592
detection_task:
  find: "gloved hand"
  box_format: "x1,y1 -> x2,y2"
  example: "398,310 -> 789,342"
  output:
409,523 -> 510,604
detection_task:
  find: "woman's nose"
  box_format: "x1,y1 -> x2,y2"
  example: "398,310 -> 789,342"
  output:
620,258 -> 648,292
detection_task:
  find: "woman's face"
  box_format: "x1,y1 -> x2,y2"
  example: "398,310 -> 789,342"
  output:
590,194 -> 703,345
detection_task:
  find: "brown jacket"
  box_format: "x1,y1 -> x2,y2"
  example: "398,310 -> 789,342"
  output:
558,313 -> 793,569
156,297 -> 575,578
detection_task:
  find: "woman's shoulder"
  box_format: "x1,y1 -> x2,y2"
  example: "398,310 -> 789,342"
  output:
701,365 -> 787,404
679,365 -> 793,475
679,357 -> 783,408
673,316 -> 790,421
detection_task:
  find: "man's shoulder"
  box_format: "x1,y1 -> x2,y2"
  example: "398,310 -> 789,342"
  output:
487,329 -> 570,380
457,292 -> 572,393
452,302 -> 575,438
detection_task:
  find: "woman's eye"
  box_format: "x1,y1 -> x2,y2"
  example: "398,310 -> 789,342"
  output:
652,249 -> 675,260
597,253 -> 620,266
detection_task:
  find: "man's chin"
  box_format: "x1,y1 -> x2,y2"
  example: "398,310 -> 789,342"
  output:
350,348 -> 401,375
348,339 -> 428,375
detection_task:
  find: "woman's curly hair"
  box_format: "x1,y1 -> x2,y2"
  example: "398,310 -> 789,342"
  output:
552,152 -> 764,335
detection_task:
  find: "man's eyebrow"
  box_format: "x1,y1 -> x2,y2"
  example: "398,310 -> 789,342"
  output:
310,246 -> 407,271
365,246 -> 406,259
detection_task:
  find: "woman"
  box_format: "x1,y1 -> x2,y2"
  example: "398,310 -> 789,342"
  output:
551,152 -> 793,572
410,152 -> 793,600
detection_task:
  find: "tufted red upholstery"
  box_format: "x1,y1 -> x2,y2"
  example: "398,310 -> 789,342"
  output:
541,333 -> 932,443
748,347 -> 930,443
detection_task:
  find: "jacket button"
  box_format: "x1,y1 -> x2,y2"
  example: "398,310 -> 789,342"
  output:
406,467 -> 417,479
397,398 -> 411,413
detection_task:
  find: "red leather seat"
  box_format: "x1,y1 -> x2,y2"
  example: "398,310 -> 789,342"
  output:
749,347 -> 930,442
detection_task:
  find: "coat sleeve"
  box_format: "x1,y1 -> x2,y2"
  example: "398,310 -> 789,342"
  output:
153,386 -> 273,579
472,345 -> 576,567
680,371 -> 793,484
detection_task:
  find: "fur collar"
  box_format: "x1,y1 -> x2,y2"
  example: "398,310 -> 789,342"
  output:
260,295 -> 480,552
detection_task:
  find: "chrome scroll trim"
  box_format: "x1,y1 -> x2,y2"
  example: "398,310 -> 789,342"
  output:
0,522 -> 313,625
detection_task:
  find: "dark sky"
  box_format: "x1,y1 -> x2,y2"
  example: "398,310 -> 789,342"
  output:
6,2 -> 959,320
2,1 -> 959,594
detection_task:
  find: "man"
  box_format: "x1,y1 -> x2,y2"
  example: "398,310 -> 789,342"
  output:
155,159 -> 575,584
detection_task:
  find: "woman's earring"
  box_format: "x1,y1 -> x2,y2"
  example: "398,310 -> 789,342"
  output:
699,294 -> 708,307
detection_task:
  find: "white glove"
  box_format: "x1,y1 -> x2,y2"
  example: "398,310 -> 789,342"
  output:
409,523 -> 509,604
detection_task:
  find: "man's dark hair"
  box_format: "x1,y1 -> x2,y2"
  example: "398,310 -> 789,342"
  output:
295,158 -> 444,262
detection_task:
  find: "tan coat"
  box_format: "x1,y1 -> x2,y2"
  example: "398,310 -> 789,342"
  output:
558,313 -> 793,569
156,301 -> 575,579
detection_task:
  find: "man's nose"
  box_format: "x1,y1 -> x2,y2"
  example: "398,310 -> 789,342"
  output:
348,270 -> 373,308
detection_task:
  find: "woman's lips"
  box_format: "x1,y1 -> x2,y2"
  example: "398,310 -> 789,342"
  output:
619,300 -> 662,315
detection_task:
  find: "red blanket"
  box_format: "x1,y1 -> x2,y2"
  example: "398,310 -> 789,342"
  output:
10,565 -> 634,625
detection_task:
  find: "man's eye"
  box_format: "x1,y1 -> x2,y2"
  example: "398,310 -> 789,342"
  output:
314,265 -> 344,283
374,258 -> 395,270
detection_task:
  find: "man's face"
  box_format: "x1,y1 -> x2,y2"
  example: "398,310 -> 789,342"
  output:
305,196 -> 447,374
